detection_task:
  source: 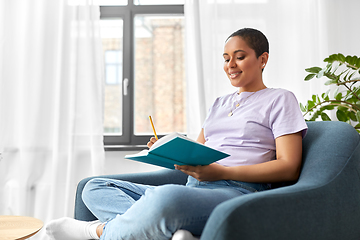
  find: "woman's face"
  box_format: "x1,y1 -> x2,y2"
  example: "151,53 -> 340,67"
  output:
223,36 -> 267,92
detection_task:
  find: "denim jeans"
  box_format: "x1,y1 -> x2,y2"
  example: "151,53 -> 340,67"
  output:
82,175 -> 269,240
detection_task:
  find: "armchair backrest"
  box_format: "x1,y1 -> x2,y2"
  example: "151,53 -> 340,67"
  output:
299,121 -> 360,186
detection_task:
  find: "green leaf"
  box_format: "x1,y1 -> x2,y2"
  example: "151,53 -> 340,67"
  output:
316,68 -> 325,78
337,105 -> 347,111
336,109 -> 348,122
346,55 -> 356,66
349,111 -> 357,122
305,74 -> 316,81
307,100 -> 315,109
300,103 -> 306,112
338,53 -> 346,62
324,80 -> 334,85
325,89 -> 330,100
345,56 -> 358,70
312,94 -> 317,102
335,92 -> 342,101
305,67 -> 322,73
323,105 -> 335,111
352,56 -> 358,65
320,89 -> 330,101
346,96 -> 358,104
310,111 -> 320,121
324,53 -> 345,63
356,57 -> 360,68
343,70 -> 351,80
324,54 -> 336,63
356,111 -> 360,122
321,112 -> 331,121
324,72 -> 338,81
346,55 -> 352,64
348,71 -> 356,81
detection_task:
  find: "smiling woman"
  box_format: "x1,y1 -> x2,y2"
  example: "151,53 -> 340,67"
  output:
46,28 -> 307,240
223,28 -> 268,93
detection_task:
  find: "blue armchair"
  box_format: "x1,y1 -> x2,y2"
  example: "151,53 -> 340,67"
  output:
74,121 -> 360,240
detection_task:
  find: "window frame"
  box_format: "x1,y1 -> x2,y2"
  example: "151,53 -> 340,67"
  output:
100,3 -> 185,149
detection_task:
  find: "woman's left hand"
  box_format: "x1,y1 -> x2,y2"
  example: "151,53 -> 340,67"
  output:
174,163 -> 227,182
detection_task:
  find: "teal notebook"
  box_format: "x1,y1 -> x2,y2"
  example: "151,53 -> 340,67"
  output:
125,133 -> 230,169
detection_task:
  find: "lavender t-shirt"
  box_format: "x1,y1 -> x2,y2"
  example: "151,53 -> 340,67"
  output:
203,88 -> 307,167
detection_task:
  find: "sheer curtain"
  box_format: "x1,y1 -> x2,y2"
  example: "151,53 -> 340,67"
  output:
185,0 -> 360,138
0,0 -> 104,239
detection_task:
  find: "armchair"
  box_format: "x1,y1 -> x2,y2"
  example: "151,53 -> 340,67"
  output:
74,121 -> 360,240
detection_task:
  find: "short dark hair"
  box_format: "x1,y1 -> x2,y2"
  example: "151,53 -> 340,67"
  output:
226,28 -> 269,58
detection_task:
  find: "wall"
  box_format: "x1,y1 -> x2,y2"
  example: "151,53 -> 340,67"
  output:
104,150 -> 163,175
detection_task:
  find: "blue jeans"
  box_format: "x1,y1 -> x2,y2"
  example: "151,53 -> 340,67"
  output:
82,175 -> 269,240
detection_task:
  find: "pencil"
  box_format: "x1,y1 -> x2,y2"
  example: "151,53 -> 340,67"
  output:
149,116 -> 158,140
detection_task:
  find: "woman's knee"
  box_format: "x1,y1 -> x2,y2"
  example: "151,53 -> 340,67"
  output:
135,185 -> 205,234
146,184 -> 182,199
82,178 -> 108,206
144,185 -> 190,214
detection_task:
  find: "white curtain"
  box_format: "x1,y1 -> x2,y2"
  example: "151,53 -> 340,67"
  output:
0,0 -> 104,239
185,0 -> 360,138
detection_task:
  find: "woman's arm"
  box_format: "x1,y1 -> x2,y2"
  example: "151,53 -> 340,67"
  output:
196,128 -> 206,144
175,130 -> 303,183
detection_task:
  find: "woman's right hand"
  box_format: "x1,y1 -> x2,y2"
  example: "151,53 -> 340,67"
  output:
147,137 -> 158,149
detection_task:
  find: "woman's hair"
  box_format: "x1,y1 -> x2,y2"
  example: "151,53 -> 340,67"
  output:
226,28 -> 269,58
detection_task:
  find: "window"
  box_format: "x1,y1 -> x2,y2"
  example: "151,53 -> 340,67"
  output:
100,1 -> 185,147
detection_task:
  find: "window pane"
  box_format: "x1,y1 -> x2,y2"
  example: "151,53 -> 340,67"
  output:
105,50 -> 121,64
134,15 -> 186,135
106,65 -> 118,84
134,0 -> 184,5
94,0 -> 128,6
101,19 -> 123,134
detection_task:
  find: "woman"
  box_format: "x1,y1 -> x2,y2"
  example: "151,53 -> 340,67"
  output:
46,28 -> 307,240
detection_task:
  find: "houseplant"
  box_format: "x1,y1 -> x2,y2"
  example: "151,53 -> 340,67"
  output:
300,53 -> 360,132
